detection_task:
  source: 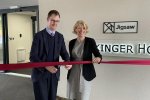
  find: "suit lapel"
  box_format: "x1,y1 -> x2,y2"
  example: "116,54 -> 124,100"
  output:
42,29 -> 49,55
83,37 -> 88,60
54,32 -> 58,60
71,39 -> 76,53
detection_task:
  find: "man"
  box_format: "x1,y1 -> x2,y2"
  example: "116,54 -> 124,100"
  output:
30,10 -> 72,100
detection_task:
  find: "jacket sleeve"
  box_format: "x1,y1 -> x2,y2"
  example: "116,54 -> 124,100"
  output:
60,35 -> 70,61
91,38 -> 102,62
30,34 -> 45,73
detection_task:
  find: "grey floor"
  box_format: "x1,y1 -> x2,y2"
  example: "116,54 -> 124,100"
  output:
8,68 -> 32,75
0,49 -> 34,99
0,73 -> 34,100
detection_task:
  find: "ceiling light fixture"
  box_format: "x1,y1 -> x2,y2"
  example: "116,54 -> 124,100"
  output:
9,6 -> 20,9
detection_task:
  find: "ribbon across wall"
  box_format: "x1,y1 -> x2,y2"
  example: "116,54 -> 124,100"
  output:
0,60 -> 150,71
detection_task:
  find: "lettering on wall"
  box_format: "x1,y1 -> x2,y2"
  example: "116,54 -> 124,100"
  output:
96,40 -> 150,58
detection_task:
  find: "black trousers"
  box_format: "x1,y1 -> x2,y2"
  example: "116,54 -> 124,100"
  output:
33,70 -> 58,100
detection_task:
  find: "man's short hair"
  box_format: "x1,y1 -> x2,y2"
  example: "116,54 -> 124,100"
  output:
48,10 -> 60,18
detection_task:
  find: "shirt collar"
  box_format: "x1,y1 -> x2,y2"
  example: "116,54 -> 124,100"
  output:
46,27 -> 55,36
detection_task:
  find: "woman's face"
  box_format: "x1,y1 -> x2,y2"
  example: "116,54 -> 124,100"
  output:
75,24 -> 86,37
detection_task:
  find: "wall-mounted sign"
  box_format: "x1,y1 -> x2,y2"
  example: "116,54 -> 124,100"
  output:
103,21 -> 138,33
96,40 -> 150,58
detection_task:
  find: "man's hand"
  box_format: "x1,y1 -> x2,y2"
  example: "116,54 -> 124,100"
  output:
92,57 -> 101,63
46,66 -> 57,74
65,65 -> 72,70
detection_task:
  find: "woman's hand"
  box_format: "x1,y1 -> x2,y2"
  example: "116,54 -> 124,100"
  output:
65,65 -> 72,70
92,57 -> 101,63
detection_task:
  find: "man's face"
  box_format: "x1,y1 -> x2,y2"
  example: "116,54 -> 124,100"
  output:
47,14 -> 60,31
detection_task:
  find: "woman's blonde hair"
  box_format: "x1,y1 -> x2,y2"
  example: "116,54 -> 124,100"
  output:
72,20 -> 89,34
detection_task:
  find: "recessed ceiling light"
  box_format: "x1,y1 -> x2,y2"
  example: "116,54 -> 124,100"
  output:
10,6 -> 20,9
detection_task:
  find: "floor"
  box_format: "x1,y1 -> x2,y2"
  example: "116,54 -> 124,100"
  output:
0,73 -> 34,100
0,71 -> 70,100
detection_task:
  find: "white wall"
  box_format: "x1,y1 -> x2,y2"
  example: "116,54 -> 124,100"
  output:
38,0 -> 150,100
8,13 -> 33,63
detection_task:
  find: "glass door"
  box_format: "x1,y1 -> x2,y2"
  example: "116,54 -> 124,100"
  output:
0,15 -> 4,72
0,16 -> 3,63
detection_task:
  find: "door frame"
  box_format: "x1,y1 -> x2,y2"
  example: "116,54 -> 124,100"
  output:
31,16 -> 37,37
0,6 -> 39,72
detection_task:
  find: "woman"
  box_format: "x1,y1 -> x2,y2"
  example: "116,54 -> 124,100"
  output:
67,20 -> 102,100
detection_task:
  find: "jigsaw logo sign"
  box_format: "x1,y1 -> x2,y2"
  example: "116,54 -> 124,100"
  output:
103,21 -> 138,33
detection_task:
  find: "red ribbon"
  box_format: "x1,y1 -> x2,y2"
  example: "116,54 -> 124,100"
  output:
0,60 -> 150,71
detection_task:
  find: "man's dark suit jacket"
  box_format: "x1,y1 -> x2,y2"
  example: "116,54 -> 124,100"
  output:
67,37 -> 102,81
30,28 -> 70,82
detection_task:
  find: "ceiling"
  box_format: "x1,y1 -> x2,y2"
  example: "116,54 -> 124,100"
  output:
0,0 -> 38,10
9,11 -> 36,16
